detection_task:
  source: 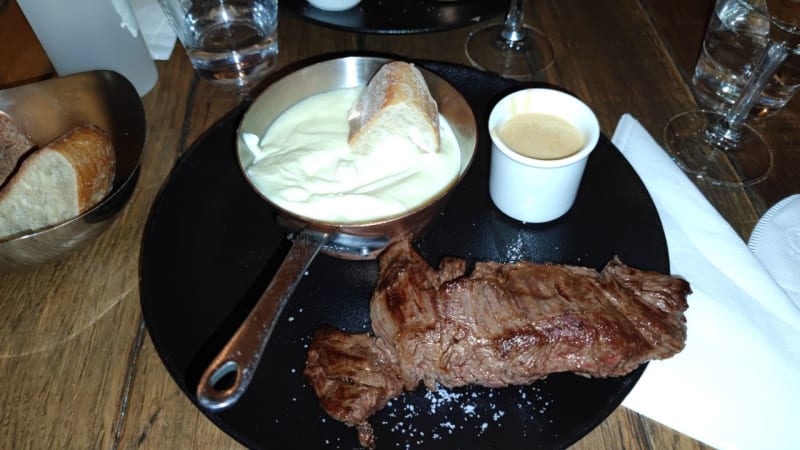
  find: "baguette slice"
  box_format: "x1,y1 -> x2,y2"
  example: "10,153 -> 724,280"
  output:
347,61 -> 440,155
0,125 -> 115,240
0,111 -> 36,187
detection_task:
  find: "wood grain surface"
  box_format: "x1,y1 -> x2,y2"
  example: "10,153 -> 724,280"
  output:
2,0 -> 797,448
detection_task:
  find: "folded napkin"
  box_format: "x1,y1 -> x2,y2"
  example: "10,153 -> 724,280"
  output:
749,194 -> 800,309
611,114 -> 800,450
130,0 -> 176,60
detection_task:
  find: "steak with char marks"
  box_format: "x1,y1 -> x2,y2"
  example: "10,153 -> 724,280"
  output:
304,239 -> 690,447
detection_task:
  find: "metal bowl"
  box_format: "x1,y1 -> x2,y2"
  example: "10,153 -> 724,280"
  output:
0,70 -> 145,270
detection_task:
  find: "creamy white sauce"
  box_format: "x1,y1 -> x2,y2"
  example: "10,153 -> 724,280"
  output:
242,87 -> 461,224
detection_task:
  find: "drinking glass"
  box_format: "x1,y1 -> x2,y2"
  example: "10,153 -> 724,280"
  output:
157,0 -> 279,88
692,0 -> 800,119
664,0 -> 800,187
465,0 -> 554,80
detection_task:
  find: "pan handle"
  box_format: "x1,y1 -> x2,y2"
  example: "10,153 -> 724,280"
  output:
196,229 -> 331,411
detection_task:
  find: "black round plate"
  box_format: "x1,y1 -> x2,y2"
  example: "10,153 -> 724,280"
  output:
140,61 -> 667,449
281,0 -> 510,34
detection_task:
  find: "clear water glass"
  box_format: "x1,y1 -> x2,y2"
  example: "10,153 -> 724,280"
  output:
157,0 -> 279,88
692,0 -> 800,119
664,0 -> 800,187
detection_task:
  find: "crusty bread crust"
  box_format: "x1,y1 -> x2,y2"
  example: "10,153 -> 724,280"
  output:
347,61 -> 440,155
0,125 -> 115,239
0,111 -> 36,187
45,125 -> 115,211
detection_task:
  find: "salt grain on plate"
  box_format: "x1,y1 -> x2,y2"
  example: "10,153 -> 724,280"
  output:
317,378 -> 554,448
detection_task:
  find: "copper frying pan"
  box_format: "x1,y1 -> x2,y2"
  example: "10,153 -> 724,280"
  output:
195,56 -> 477,410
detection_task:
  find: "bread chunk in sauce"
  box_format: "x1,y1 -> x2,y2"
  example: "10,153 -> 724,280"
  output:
347,61 -> 440,155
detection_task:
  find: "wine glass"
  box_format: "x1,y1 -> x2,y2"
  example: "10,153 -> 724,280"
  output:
664,0 -> 800,187
465,0 -> 554,80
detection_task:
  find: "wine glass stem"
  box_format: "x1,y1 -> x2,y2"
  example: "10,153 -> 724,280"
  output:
724,40 -> 788,130
707,40 -> 788,148
501,0 -> 526,42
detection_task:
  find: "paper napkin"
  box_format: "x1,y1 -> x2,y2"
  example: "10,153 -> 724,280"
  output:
130,0 -> 176,60
749,194 -> 800,309
611,114 -> 800,450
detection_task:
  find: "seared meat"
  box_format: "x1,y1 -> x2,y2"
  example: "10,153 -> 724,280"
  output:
304,327 -> 404,426
304,239 -> 690,447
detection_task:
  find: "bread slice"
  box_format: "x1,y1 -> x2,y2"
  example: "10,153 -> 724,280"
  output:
0,125 -> 115,240
347,61 -> 440,155
0,111 -> 36,187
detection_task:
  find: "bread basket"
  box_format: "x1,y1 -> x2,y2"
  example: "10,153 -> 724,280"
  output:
0,70 -> 145,270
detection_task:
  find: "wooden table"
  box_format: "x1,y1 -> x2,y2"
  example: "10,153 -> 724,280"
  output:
1,0 -> 797,448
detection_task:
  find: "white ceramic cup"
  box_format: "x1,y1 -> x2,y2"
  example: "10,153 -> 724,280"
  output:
488,88 -> 600,223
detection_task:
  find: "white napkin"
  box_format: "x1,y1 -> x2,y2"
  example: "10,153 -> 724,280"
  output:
749,194 -> 800,309
129,0 -> 176,60
611,114 -> 800,450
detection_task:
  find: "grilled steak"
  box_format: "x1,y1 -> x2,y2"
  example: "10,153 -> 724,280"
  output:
304,327 -> 403,448
305,239 -> 690,447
